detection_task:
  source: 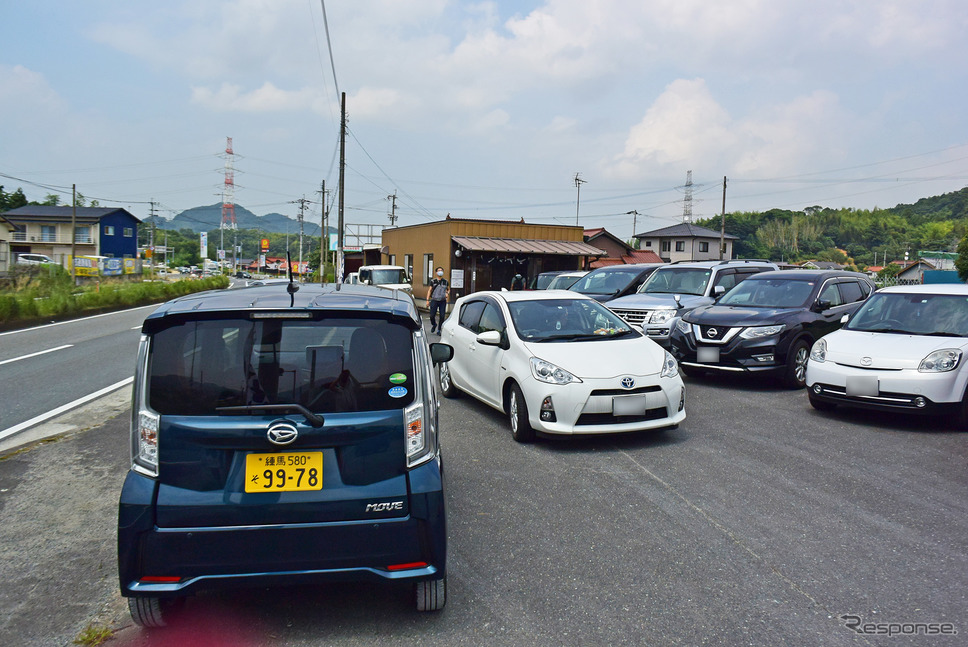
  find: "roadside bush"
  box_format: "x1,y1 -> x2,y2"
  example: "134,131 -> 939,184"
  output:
0,274 -> 229,327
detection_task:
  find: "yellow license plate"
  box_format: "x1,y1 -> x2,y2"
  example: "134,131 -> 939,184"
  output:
245,452 -> 323,493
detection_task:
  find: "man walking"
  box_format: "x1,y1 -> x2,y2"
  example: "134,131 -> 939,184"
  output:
426,266 -> 449,334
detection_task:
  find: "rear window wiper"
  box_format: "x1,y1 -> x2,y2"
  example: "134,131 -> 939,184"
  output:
216,403 -> 324,428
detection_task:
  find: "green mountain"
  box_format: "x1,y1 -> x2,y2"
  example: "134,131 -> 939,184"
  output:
150,203 -> 326,236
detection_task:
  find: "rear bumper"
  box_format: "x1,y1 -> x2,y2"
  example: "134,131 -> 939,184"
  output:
118,460 -> 446,598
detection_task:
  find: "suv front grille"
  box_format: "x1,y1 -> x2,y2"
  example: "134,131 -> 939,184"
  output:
611,309 -> 649,325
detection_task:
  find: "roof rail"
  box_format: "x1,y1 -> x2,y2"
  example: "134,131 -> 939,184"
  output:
720,258 -> 773,264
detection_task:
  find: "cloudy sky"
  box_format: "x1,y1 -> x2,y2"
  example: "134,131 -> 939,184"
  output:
3,0 -> 967,241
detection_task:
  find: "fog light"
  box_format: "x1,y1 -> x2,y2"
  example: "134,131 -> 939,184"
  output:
914,397 -> 927,408
813,384 -> 823,394
753,354 -> 774,363
540,396 -> 556,422
678,387 -> 685,412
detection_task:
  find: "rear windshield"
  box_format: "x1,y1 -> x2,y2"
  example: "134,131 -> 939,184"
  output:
148,316 -> 415,415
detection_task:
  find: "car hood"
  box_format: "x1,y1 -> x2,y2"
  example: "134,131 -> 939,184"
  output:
607,293 -> 710,310
686,304 -> 801,326
822,329 -> 968,370
521,336 -> 667,378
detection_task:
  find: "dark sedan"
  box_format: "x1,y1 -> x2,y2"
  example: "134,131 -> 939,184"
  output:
568,263 -> 664,303
669,270 -> 875,388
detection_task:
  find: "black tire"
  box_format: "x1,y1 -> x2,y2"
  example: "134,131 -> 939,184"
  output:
415,577 -> 446,611
953,390 -> 968,430
508,383 -> 535,443
783,339 -> 810,389
127,596 -> 182,628
807,390 -> 836,411
438,363 -> 459,398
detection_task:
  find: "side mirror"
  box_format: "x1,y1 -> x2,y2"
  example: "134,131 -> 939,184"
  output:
430,343 -> 454,364
840,313 -> 849,324
813,299 -> 831,312
713,285 -> 726,299
477,330 -> 502,346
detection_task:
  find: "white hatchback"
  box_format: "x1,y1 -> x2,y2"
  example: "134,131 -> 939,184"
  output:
806,284 -> 968,427
438,290 -> 685,442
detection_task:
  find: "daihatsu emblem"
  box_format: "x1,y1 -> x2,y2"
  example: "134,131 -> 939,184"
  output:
861,357 -> 872,366
267,421 -> 298,445
621,377 -> 635,389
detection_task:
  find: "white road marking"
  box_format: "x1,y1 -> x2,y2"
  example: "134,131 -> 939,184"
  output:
0,377 -> 134,442
0,345 -> 74,366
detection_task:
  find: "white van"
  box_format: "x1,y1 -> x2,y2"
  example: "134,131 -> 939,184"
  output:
358,265 -> 412,294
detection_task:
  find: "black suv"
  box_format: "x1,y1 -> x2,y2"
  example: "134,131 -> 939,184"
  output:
118,282 -> 454,626
669,270 -> 875,388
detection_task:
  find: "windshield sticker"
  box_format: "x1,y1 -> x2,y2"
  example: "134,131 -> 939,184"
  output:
389,373 -> 407,384
388,386 -> 408,398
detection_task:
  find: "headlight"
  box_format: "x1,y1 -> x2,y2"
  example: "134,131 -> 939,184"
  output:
649,309 -> 677,324
739,324 -> 785,339
530,357 -> 581,385
919,349 -> 962,373
676,318 -> 692,335
660,350 -> 680,379
810,338 -> 826,363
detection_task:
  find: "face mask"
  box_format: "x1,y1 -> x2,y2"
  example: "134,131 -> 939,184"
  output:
436,271 -> 443,277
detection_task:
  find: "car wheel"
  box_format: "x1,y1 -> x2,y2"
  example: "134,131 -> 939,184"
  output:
783,339 -> 810,389
807,390 -> 836,411
508,383 -> 535,443
953,390 -> 968,430
127,596 -> 183,628
415,577 -> 446,611
438,363 -> 459,398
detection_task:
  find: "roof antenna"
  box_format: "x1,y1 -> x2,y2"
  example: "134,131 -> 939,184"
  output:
286,251 -> 299,306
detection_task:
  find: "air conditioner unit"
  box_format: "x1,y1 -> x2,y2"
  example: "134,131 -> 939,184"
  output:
30,236 -> 36,241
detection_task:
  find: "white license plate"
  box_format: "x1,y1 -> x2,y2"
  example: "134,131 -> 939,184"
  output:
697,346 -> 720,363
613,394 -> 648,416
846,375 -> 878,397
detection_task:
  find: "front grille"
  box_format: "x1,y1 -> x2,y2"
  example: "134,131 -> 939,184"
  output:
589,385 -> 662,397
611,309 -> 649,325
576,407 -> 668,426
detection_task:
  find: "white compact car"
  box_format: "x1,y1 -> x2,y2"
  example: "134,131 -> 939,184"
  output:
806,284 -> 968,427
438,290 -> 685,442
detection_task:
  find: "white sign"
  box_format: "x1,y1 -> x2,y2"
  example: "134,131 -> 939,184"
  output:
450,269 -> 464,289
200,232 -> 208,258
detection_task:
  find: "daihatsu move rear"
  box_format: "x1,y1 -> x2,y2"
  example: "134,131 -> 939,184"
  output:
118,283 -> 452,627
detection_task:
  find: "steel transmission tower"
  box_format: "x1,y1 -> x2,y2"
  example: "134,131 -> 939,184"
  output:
682,170 -> 693,223
217,137 -> 238,271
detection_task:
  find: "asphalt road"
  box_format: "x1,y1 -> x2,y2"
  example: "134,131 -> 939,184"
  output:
1,362 -> 965,647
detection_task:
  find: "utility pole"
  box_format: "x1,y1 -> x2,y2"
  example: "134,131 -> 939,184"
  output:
720,176 -> 727,260
337,91 -> 346,283
626,210 -> 639,248
290,196 -> 310,277
71,184 -> 77,280
574,173 -> 586,225
317,180 -> 328,284
387,191 -> 398,227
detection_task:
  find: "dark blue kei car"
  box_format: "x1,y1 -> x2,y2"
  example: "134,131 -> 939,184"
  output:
118,282 -> 453,627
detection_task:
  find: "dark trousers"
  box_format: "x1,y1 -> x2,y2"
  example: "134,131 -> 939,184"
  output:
429,299 -> 447,331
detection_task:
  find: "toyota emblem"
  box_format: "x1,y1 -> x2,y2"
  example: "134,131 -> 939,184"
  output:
861,357 -> 872,366
267,421 -> 299,446
621,377 -> 635,389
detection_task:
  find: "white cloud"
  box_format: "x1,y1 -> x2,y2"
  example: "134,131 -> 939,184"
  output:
191,82 -> 319,112
609,79 -> 852,180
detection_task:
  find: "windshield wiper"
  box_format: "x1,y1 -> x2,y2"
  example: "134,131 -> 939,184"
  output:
216,403 -> 324,428
922,331 -> 964,337
857,327 -> 917,335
